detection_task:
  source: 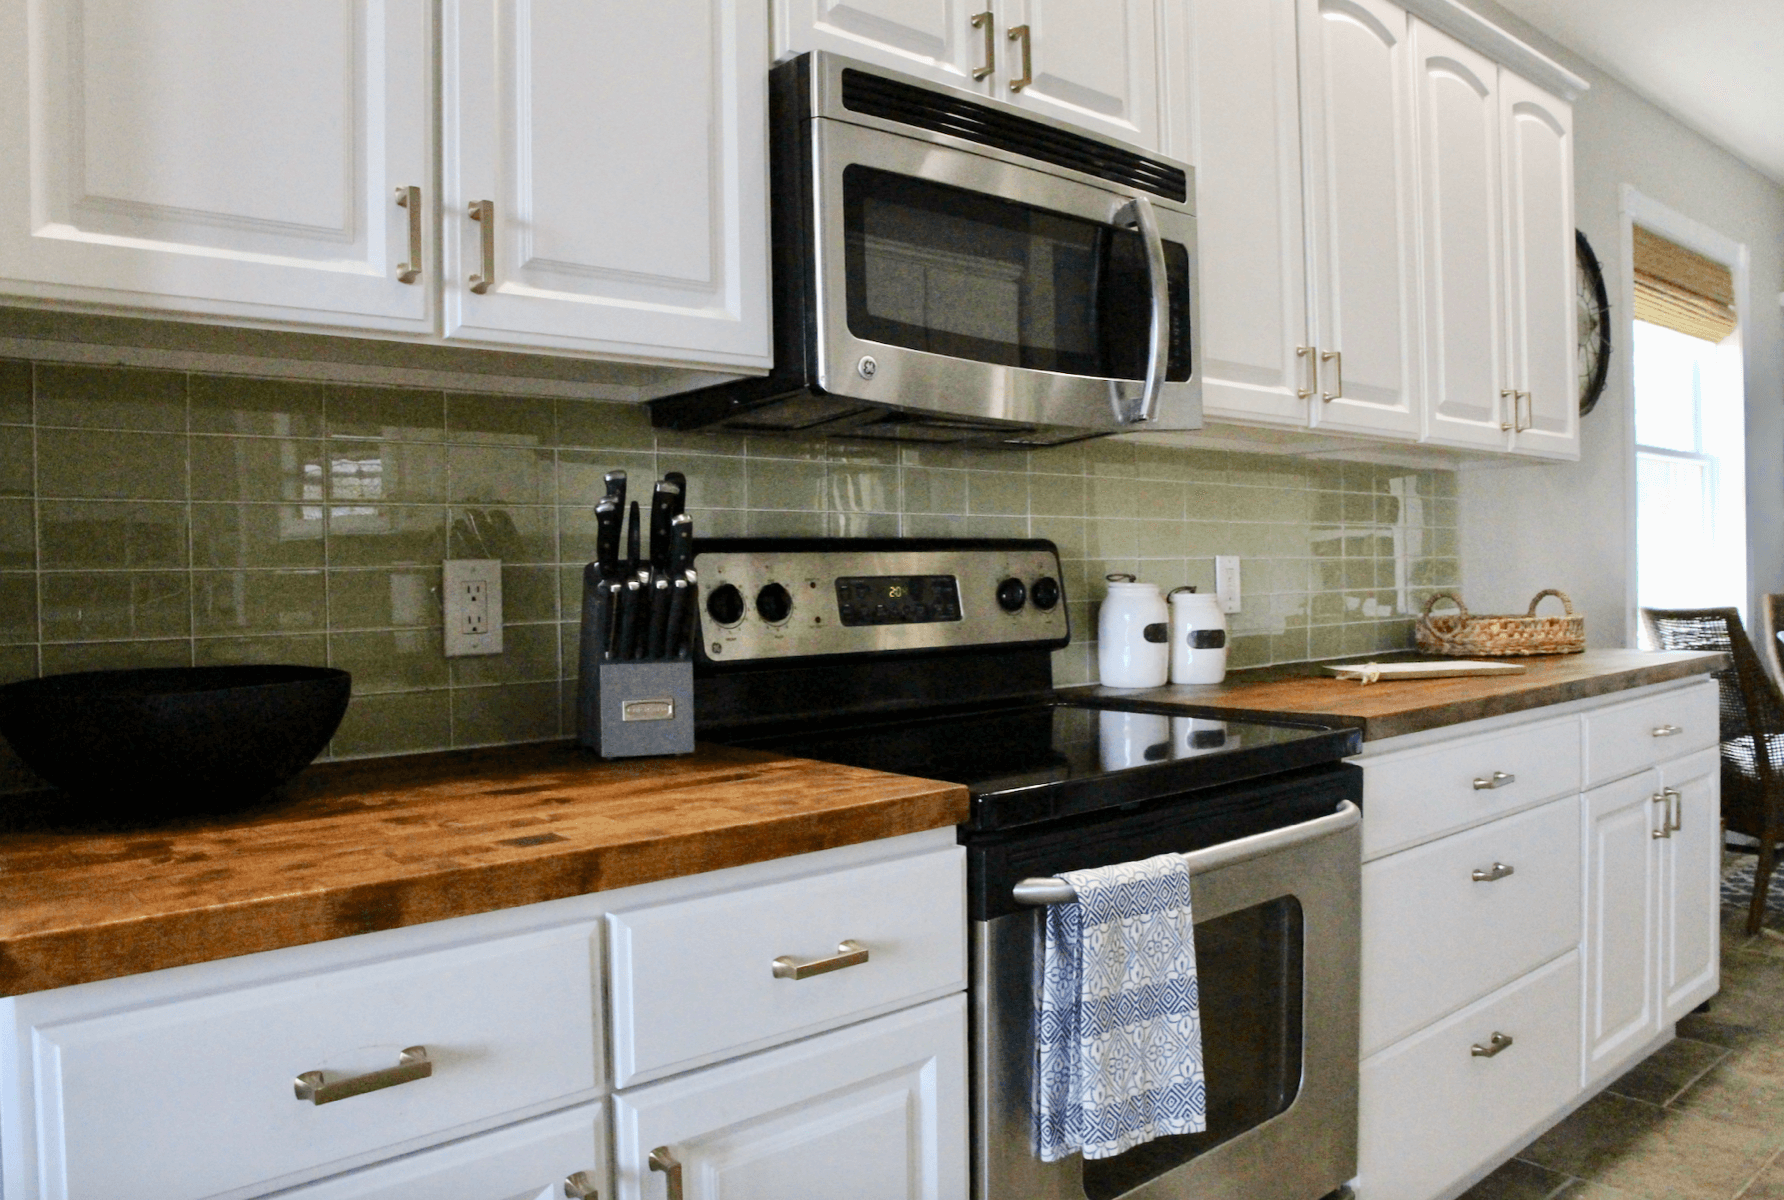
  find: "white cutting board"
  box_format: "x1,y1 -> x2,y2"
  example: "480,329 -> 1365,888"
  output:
1324,660 -> 1529,683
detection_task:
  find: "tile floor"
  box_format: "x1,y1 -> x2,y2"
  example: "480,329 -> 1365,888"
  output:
1459,863 -> 1784,1199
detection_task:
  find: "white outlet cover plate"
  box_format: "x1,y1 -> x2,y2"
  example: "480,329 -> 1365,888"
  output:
1215,556 -> 1241,614
444,559 -> 503,657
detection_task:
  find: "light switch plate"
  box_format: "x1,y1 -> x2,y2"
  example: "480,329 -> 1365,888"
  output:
443,559 -> 503,656
1215,556 -> 1241,614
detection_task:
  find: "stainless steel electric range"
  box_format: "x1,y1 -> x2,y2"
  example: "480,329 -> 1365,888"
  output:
689,537 -> 1362,1200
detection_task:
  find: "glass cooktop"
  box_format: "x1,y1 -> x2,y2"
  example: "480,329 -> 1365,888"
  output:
723,699 -> 1359,830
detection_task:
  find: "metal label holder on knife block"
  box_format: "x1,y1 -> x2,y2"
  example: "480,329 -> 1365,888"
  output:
574,472 -> 697,758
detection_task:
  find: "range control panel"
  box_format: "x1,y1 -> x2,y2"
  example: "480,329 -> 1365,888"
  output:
692,538 -> 1068,663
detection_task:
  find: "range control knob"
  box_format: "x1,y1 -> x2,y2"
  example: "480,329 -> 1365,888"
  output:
756,582 -> 793,624
1031,576 -> 1061,610
995,578 -> 1028,613
706,583 -> 745,626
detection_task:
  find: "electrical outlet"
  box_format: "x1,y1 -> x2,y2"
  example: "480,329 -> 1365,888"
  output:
1215,556 -> 1241,614
443,559 -> 503,657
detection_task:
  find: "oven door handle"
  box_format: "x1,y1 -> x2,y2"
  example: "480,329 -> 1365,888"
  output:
1011,800 -> 1361,906
1111,194 -> 1169,427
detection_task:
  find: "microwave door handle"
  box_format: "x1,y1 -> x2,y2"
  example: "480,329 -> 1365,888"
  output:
1113,195 -> 1169,425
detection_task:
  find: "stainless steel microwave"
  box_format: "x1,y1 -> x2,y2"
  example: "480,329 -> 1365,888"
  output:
649,52 -> 1201,448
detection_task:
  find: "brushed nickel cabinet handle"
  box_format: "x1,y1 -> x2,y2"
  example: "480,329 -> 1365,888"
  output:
1320,349 -> 1343,401
468,199 -> 495,293
1298,345 -> 1318,399
1666,786 -> 1682,833
295,1045 -> 430,1105
1471,862 -> 1515,883
395,185 -> 422,284
1008,24 -> 1032,91
1652,790 -> 1671,839
649,1146 -> 683,1200
971,11 -> 995,80
1519,390 -> 1532,432
564,1170 -> 600,1199
1652,724 -> 1682,737
1471,1031 -> 1513,1058
1500,388 -> 1518,432
772,939 -> 869,979
1472,771 -> 1516,790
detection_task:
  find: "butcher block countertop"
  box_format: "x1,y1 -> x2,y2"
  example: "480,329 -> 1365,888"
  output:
0,743 -> 967,998
1063,649 -> 1725,742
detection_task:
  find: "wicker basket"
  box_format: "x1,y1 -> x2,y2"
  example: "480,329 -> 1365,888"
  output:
1415,590 -> 1586,657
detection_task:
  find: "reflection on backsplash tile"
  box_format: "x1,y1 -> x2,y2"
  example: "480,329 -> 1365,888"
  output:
0,358 -> 1459,777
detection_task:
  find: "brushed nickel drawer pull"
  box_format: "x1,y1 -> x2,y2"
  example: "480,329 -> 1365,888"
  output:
1471,862 -> 1515,883
564,1169 -> 600,1199
1471,1031 -> 1513,1058
1298,345 -> 1317,399
971,11 -> 995,80
1320,349 -> 1343,401
1652,724 -> 1682,737
1500,388 -> 1518,432
1007,24 -> 1032,91
1472,771 -> 1516,790
1652,790 -> 1672,839
649,1146 -> 683,1200
773,939 -> 869,980
1666,786 -> 1682,833
294,1045 -> 430,1104
468,199 -> 495,293
395,185 -> 422,283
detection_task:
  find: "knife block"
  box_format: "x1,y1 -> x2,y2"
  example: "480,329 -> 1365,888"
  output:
576,659 -> 695,758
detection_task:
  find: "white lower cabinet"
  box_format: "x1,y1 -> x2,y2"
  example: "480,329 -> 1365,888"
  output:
1355,678 -> 1720,1200
613,995 -> 968,1200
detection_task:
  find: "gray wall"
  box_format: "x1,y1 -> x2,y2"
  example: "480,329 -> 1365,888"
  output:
1452,0 -> 1784,645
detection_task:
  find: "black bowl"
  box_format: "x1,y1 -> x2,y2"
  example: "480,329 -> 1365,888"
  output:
0,666 -> 351,815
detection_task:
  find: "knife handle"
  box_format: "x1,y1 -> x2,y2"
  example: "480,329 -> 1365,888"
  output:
594,500 -> 620,575
666,577 -> 690,659
667,513 -> 694,578
647,577 -> 672,659
664,471 -> 688,518
603,469 -> 627,508
616,579 -> 641,661
626,500 -> 642,575
650,482 -> 679,571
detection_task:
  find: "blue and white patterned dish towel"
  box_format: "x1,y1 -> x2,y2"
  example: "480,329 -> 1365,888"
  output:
1034,852 -> 1205,1162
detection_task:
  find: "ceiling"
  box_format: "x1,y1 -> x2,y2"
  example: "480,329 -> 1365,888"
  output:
1489,0 -> 1784,185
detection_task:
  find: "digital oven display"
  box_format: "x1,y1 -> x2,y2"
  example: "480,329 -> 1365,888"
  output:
835,575 -> 962,626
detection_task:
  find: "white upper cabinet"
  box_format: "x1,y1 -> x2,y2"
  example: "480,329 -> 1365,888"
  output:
775,0 -> 1171,151
1183,0 -> 1311,427
1500,71 -> 1578,458
442,0 -> 770,366
772,0 -> 992,92
0,0 -> 433,331
1414,23 -> 1509,450
1298,0 -> 1423,441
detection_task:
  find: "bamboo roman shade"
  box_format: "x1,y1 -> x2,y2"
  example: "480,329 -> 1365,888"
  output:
1633,225 -> 1737,343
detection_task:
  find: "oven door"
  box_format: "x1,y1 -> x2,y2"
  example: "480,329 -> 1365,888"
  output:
807,115 -> 1201,434
973,802 -> 1360,1200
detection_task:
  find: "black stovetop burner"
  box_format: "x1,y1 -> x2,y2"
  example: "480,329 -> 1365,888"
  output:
720,697 -> 1357,831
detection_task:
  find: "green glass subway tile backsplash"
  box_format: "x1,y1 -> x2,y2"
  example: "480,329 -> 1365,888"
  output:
0,359 -> 1460,771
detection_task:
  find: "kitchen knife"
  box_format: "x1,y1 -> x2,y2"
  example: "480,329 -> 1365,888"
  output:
666,574 -> 691,659
667,512 -> 694,579
664,471 -> 688,518
580,561 -> 612,668
603,469 -> 626,512
626,500 -> 642,577
649,481 -> 680,571
594,499 -> 621,578
647,575 -> 672,659
617,578 -> 641,661
605,579 -> 623,658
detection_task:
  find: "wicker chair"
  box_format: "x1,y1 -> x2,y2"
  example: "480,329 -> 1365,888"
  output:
1641,607 -> 1784,934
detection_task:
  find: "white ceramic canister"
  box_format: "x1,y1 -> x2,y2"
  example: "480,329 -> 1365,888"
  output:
1097,574 -> 1169,688
1168,586 -> 1229,684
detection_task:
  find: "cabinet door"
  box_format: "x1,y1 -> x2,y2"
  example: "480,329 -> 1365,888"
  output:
1660,748 -> 1720,1022
1297,0 -> 1422,440
999,0 -> 1161,150
612,995 -> 967,1200
772,0 -> 992,92
1412,22 -> 1509,451
1185,0 -> 1312,428
1500,72 -> 1578,459
443,0 -> 771,368
0,0 -> 432,332
279,1102 -> 606,1200
1583,770 -> 1664,1084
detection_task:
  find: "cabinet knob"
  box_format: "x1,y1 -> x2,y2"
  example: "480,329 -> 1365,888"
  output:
1470,1031 -> 1514,1058
1472,771 -> 1516,790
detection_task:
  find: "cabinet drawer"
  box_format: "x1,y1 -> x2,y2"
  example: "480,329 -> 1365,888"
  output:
1362,796 -> 1580,1055
1360,715 -> 1581,858
1585,681 -> 1718,787
30,925 -> 601,1200
1359,951 -> 1581,1200
608,845 -> 965,1086
279,1101 -> 605,1200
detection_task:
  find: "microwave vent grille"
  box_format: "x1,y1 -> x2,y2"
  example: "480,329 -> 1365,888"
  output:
839,69 -> 1187,204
